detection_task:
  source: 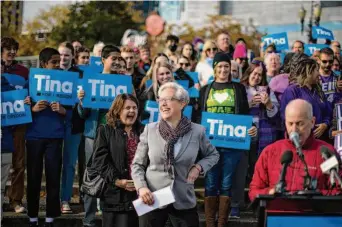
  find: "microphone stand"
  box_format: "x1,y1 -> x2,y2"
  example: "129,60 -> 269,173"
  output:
296,149 -> 321,196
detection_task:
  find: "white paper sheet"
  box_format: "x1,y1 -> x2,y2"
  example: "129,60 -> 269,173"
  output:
133,186 -> 175,216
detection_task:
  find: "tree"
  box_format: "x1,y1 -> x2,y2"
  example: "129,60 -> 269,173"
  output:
49,1 -> 144,50
1,4 -> 70,56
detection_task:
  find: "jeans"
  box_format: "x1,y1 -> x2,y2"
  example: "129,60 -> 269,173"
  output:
1,153 -> 12,219
26,139 -> 63,218
231,151 -> 248,208
61,124 -> 82,202
83,137 -> 97,227
205,149 -> 243,197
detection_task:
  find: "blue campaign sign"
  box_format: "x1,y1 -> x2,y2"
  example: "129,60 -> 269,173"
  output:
262,32 -> 289,51
186,71 -> 199,83
145,79 -> 152,89
1,89 -> 32,126
201,112 -> 253,150
78,64 -> 103,74
304,44 -> 329,56
89,56 -> 104,73
279,52 -> 286,65
29,68 -> 79,106
2,73 -> 26,90
145,79 -> 189,90
267,215 -> 342,227
142,100 -> 193,124
312,26 -> 334,40
82,73 -> 133,109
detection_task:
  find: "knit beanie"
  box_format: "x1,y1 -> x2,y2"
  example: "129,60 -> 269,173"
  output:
213,52 -> 231,68
233,43 -> 247,59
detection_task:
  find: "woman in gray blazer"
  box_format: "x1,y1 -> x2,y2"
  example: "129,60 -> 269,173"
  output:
131,82 -> 219,227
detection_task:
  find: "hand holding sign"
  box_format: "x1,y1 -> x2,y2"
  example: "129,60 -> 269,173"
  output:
50,102 -> 66,115
32,100 -> 49,112
248,126 -> 258,137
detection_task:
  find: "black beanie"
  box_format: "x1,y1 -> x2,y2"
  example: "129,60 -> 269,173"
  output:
212,52 -> 231,68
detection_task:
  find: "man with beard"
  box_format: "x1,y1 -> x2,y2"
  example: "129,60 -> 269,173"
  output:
318,48 -> 342,105
164,34 -> 179,58
121,46 -> 145,96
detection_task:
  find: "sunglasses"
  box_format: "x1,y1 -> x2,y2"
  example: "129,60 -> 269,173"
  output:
206,48 -> 218,52
179,62 -> 190,67
321,60 -> 334,64
238,57 -> 248,61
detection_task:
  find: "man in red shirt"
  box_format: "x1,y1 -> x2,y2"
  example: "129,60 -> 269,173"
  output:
1,37 -> 29,213
249,99 -> 342,201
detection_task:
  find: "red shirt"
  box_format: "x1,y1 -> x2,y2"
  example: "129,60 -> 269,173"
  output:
127,131 -> 138,179
4,61 -> 29,80
249,136 -> 342,201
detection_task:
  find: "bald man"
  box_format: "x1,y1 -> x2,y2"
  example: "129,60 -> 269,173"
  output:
249,99 -> 342,201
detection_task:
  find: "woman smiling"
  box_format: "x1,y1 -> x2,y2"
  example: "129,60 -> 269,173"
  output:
132,82 -> 219,227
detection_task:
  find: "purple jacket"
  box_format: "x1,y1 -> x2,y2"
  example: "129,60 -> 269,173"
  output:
281,85 -> 331,126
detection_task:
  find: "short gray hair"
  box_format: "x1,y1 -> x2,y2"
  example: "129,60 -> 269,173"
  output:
158,82 -> 190,105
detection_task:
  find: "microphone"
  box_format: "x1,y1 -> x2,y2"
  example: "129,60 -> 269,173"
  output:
320,146 -> 342,189
275,150 -> 293,194
289,132 -> 303,157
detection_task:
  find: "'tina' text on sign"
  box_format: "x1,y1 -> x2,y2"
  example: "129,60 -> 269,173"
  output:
262,32 -> 289,51
82,73 -> 133,109
304,44 -> 329,56
29,68 -> 79,106
1,89 -> 32,126
312,26 -> 334,40
201,112 -> 253,150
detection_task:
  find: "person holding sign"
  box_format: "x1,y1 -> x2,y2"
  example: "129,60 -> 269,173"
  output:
132,82 -> 219,227
58,42 -> 86,214
196,52 -> 257,227
77,45 -> 130,227
1,76 -> 31,218
75,46 -> 90,66
1,37 -> 29,213
25,48 -> 67,227
91,94 -> 143,227
281,58 -> 331,143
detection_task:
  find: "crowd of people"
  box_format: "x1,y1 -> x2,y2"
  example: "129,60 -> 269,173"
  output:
1,31 -> 342,227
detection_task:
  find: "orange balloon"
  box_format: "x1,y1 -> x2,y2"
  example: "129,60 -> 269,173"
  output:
146,14 -> 164,36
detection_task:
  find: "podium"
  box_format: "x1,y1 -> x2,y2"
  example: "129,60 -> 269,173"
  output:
251,195 -> 342,227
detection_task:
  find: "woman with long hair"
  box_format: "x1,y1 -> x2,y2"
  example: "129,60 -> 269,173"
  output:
281,58 -> 331,142
92,94 -> 143,227
139,53 -> 169,91
181,42 -> 197,71
195,40 -> 218,87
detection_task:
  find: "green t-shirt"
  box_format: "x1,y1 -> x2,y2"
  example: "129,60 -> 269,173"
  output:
206,82 -> 235,114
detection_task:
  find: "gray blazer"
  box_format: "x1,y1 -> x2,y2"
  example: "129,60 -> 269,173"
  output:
131,122 -> 219,210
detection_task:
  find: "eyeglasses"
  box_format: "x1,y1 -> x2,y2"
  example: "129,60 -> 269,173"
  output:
179,62 -> 190,67
321,60 -> 334,64
206,48 -> 218,52
157,97 -> 181,104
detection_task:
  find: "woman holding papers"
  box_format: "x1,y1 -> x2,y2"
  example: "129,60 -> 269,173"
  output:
92,94 -> 143,227
196,52 -> 257,227
132,82 -> 219,227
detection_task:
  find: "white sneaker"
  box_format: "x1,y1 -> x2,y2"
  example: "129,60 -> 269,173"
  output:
61,202 -> 72,214
14,204 -> 26,213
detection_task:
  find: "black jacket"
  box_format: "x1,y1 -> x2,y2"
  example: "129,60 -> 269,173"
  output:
92,121 -> 144,212
67,65 -> 85,134
196,81 -> 249,124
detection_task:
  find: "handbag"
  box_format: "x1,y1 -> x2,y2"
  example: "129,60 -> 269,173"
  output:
80,124 -> 109,197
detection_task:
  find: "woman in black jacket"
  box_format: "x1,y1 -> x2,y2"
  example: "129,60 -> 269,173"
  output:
197,52 -> 257,227
92,94 -> 143,227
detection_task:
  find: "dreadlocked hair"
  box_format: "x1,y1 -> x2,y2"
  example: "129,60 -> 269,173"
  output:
290,58 -> 325,101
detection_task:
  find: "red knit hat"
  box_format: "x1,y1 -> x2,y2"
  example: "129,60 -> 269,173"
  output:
233,43 -> 247,59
